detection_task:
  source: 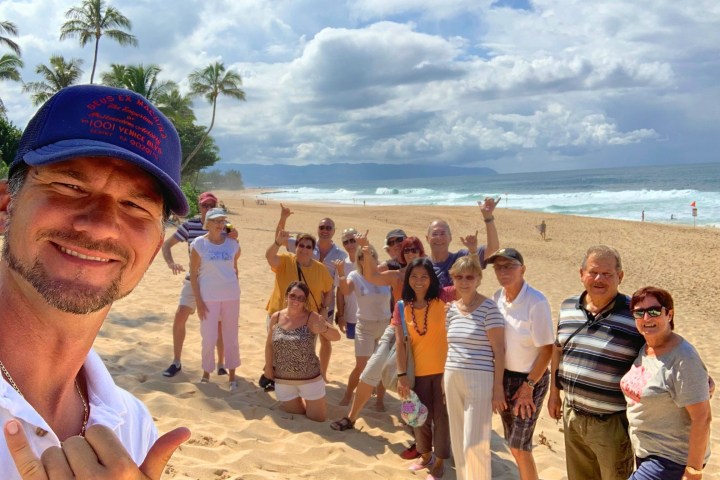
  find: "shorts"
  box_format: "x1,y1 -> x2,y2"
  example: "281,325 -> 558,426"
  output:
275,376 -> 325,402
178,279 -> 196,312
354,319 -> 388,357
359,325 -> 396,387
630,455 -> 688,480
500,370 -> 549,451
345,322 -> 356,339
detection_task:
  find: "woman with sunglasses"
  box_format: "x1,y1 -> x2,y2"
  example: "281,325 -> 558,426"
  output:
395,258 -> 455,479
329,235 -> 426,431
334,244 -> 392,407
620,287 -> 710,480
444,255 -> 506,480
264,281 -> 341,421
189,208 -> 241,390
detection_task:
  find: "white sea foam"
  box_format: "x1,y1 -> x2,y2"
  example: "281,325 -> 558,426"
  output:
264,187 -> 720,226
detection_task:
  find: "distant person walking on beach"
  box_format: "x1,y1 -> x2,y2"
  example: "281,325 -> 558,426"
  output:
189,208 -> 241,390
539,220 -> 547,241
642,210 -> 645,222
162,192 -> 237,378
426,197 -> 499,287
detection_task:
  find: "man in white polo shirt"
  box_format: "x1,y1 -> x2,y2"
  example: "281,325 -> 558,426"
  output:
489,248 -> 554,480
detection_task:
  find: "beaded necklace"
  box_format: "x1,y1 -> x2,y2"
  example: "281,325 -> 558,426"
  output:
410,300 -> 430,336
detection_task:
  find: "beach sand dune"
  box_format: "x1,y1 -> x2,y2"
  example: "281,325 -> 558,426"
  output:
93,190 -> 720,479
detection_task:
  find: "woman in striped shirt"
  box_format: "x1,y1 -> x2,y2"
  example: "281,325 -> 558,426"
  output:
444,255 -> 506,480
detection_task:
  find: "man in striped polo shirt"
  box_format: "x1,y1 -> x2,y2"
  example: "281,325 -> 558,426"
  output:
548,245 -> 643,480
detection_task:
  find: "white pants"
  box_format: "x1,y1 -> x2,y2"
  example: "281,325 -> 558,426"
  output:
443,368 -> 493,480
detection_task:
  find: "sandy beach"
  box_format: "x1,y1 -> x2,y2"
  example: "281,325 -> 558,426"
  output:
91,189 -> 720,479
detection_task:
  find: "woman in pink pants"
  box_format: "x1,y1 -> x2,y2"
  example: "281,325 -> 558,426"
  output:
190,208 -> 242,390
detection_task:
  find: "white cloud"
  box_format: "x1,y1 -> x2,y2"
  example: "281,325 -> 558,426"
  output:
1,0 -> 718,172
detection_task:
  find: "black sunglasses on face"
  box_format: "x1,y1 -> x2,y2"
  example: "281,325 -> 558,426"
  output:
297,243 -> 314,250
403,247 -> 419,254
632,306 -> 664,319
318,225 -> 334,231
387,237 -> 405,247
342,238 -> 356,245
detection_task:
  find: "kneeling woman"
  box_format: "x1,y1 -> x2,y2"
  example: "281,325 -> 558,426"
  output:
265,281 -> 341,421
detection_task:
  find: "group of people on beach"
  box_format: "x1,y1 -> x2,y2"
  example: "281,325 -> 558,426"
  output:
0,84 -> 712,480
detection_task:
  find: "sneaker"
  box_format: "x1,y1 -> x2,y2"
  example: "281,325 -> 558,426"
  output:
218,366 -> 228,375
229,381 -> 238,392
163,363 -> 181,377
200,377 -> 210,383
400,443 -> 421,460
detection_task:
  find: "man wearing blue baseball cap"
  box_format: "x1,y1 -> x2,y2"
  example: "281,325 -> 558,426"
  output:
0,85 -> 190,478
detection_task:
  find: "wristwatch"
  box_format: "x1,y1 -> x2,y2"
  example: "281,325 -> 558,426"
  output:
525,377 -> 536,390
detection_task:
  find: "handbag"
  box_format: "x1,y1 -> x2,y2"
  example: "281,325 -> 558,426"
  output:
381,300 -> 416,392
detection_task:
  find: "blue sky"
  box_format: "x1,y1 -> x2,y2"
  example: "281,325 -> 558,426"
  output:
2,0 -> 719,173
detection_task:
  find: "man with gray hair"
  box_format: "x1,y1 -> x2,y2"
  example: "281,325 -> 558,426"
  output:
548,245 -> 642,480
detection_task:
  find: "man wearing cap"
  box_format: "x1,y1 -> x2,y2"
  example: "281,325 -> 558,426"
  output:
161,191 -> 237,378
427,197 -> 500,287
0,85 -> 189,477
488,248 -> 554,480
275,205 -> 347,377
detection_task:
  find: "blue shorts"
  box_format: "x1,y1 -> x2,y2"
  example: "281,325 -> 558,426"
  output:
630,455 -> 689,480
345,322 -> 356,339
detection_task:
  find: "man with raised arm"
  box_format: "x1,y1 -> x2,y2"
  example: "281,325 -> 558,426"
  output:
426,197 -> 500,287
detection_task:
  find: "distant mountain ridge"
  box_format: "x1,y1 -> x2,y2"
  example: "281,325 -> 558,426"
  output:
219,163 -> 497,187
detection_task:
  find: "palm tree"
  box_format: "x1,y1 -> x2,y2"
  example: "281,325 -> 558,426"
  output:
59,0 -> 137,84
0,54 -> 22,82
23,55 -> 84,106
100,63 -> 177,103
157,88 -> 196,126
182,62 -> 246,171
1,20 -> 21,55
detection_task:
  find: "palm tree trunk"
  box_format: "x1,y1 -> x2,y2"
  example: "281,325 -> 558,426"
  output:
181,98 -> 218,173
90,36 -> 100,84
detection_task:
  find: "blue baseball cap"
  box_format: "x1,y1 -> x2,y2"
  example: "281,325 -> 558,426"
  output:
12,84 -> 189,216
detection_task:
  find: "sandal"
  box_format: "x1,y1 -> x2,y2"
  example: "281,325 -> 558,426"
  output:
330,417 -> 355,431
408,453 -> 435,472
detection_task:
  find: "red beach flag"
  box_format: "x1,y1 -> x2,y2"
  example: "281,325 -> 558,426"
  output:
690,201 -> 696,207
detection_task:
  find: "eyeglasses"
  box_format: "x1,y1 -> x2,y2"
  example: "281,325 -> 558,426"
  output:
453,274 -> 477,281
297,243 -> 314,250
632,306 -> 664,319
342,238 -> 356,246
387,237 -> 405,247
288,293 -> 307,302
403,247 -> 419,254
493,263 -> 521,271
318,225 -> 334,231
200,203 -> 217,209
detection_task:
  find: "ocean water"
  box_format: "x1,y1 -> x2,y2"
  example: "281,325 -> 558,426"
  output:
262,163 -> 720,227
